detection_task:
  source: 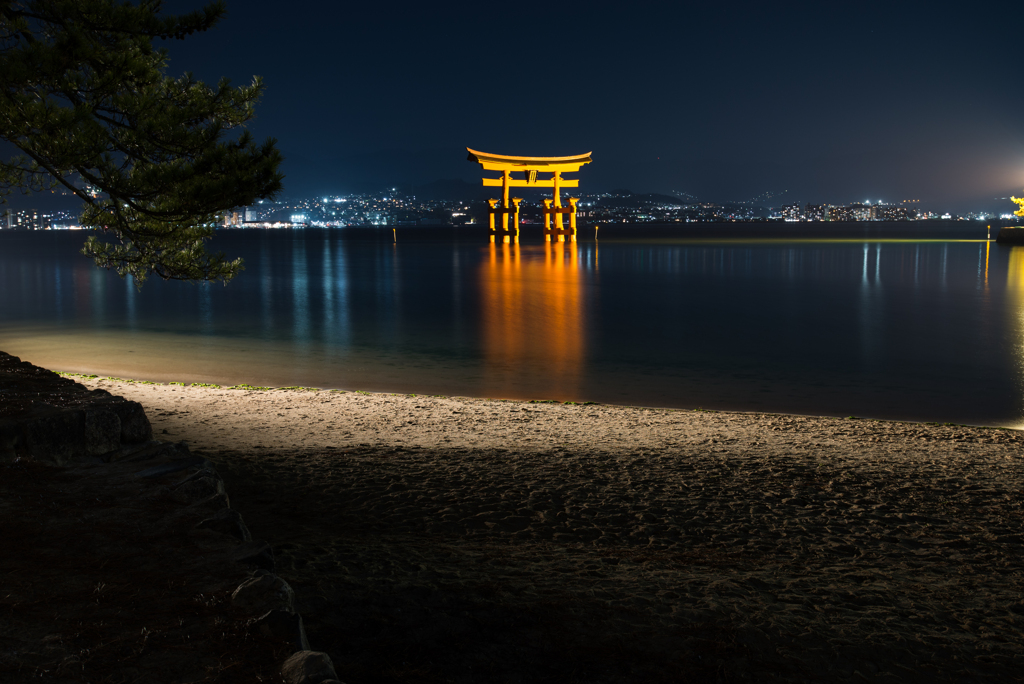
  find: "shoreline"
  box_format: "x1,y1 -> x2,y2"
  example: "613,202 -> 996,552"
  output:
59,371 -> 1021,432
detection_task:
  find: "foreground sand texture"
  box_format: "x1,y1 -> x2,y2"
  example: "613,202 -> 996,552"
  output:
78,378 -> 1024,682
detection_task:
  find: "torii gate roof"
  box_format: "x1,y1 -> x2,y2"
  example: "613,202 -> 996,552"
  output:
467,148 -> 592,172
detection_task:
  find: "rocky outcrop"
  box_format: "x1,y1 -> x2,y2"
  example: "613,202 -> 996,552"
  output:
0,352 -> 151,463
232,571 -> 297,613
0,351 -> 344,682
281,650 -> 342,684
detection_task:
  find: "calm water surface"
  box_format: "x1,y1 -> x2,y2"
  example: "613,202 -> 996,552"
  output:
2,227 -> 1022,427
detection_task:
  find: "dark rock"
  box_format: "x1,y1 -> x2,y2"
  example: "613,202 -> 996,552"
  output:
0,419 -> 18,460
83,408 -> 121,455
135,456 -> 208,479
178,462 -> 214,480
280,651 -> 339,684
108,440 -> 165,463
233,540 -> 275,571
20,409 -> 84,465
172,475 -> 224,503
103,400 -> 152,443
252,610 -> 309,652
196,508 -> 252,542
0,353 -> 152,462
231,573 -> 296,613
201,491 -> 231,510
170,465 -> 225,504
113,440 -> 192,463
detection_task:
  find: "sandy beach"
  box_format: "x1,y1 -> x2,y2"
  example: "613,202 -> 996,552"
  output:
62,377 -> 1024,682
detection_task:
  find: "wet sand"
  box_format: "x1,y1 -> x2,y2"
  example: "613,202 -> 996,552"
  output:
74,377 -> 1024,682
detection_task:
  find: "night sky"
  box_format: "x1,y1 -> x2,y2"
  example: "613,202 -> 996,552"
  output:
108,2 -> 1024,210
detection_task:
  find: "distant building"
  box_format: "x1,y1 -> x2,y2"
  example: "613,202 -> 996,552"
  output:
804,204 -> 826,221
876,205 -> 909,221
849,203 -> 872,222
780,203 -> 803,221
393,211 -> 418,226
829,205 -> 853,222
3,209 -> 45,230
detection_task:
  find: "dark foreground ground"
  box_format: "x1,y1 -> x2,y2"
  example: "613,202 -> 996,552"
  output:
7,369 -> 1024,683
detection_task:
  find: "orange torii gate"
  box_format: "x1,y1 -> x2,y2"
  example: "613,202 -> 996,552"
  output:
467,148 -> 592,243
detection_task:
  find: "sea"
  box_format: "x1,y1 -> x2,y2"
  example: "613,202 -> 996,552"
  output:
2,221 -> 1021,427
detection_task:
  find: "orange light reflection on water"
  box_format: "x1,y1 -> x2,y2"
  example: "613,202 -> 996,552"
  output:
480,241 -> 586,400
1006,245 -> 1024,428
985,240 -> 990,290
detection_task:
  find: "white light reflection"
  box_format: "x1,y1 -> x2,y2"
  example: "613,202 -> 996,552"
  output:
451,248 -> 462,341
260,239 -> 274,339
330,237 -> 350,348
942,244 -> 948,291
199,282 -> 212,335
54,267 -> 63,320
914,245 -> 920,287
292,240 -> 310,346
90,267 -> 106,327
322,236 -> 334,332
978,243 -> 984,287
859,242 -> 882,366
125,274 -> 136,330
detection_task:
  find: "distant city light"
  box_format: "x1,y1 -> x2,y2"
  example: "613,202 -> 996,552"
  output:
8,185 -> 1006,233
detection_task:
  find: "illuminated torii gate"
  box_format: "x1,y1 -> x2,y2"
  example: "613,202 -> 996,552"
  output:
467,148 -> 592,243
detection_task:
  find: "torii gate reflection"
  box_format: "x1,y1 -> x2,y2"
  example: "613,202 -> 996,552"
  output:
480,241 -> 591,398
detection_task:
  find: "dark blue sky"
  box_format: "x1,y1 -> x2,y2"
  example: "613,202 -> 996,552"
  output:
161,1 -> 1022,211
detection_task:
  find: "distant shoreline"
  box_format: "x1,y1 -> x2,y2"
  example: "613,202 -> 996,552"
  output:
227,219 -> 1002,242
0,218 -> 1003,241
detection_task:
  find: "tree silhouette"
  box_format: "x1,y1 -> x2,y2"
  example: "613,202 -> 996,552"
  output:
1,0 -> 282,283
